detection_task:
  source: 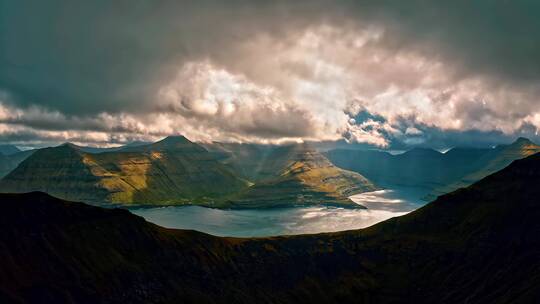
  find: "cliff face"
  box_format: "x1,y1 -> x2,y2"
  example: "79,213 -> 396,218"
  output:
0,138 -> 249,206
1,152 -> 540,303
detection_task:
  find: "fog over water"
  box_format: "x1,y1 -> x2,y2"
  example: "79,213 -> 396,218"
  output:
130,187 -> 429,237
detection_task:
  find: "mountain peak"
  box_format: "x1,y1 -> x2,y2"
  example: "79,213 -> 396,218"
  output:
512,137 -> 534,146
150,135 -> 207,152
158,135 -> 190,145
59,142 -> 82,150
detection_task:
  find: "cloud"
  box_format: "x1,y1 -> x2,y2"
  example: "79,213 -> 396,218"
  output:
1,1 -> 540,147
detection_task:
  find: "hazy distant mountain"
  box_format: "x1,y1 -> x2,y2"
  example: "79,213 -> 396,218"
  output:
225,144 -> 378,208
0,149 -> 35,178
0,144 -> 21,156
1,149 -> 539,303
325,146 -> 491,190
326,137 -> 540,201
424,137 -> 540,200
0,136 -> 248,206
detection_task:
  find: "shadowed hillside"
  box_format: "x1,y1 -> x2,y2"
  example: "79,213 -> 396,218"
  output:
1,152 -> 539,303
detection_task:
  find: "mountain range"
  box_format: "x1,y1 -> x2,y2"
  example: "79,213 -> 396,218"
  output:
1,149 -> 539,303
0,137 -> 249,206
0,137 -> 375,208
326,137 -> 540,200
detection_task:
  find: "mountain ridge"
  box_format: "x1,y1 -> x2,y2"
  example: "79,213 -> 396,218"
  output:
0,137 -> 249,206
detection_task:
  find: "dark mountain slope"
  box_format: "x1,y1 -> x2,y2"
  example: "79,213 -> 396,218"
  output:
1,152 -> 540,303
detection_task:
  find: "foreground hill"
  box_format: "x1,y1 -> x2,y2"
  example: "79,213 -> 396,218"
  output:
1,151 -> 539,303
0,136 -> 248,206
223,144 -> 378,208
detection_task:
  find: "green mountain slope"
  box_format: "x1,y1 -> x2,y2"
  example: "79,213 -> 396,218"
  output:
224,144 -> 378,208
1,151 -> 540,303
0,137 -> 249,206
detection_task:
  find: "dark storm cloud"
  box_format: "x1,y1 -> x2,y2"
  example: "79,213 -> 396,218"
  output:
1,0 -> 539,147
2,0 -> 539,115
0,0 -> 329,114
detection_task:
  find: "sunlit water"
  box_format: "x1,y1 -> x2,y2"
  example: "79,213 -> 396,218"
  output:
129,186 -> 430,237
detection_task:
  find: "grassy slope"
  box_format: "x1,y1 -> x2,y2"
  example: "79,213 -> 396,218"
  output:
1,152 -> 540,303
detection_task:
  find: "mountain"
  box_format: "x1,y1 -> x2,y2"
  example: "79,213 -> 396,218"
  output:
199,142 -> 278,181
424,137 -> 540,200
224,144 -> 378,208
0,137 -> 249,206
325,138 -> 540,200
0,149 -> 35,178
325,146 -> 490,190
1,151 -> 540,303
0,144 -> 21,155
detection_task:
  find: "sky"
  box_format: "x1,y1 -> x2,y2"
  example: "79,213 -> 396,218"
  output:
1,0 -> 540,149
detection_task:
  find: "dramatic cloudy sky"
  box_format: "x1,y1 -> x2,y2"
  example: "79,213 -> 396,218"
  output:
1,0 -> 540,148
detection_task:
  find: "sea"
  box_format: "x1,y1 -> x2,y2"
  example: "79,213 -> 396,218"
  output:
130,186 -> 430,237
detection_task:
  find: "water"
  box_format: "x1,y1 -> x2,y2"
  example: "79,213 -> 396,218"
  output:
129,186 -> 429,237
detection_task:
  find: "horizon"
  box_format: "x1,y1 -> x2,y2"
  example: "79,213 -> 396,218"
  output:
2,134 -> 536,154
